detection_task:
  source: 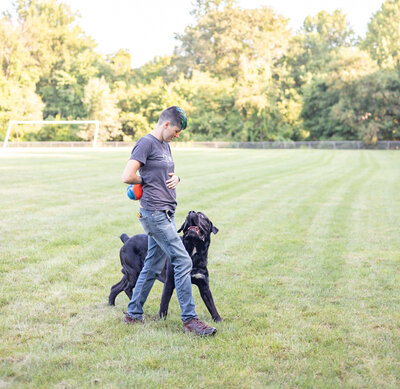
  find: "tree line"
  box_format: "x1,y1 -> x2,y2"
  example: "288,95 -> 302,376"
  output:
1,0 -> 400,144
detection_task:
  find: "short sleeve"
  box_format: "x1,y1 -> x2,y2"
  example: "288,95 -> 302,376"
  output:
130,137 -> 152,165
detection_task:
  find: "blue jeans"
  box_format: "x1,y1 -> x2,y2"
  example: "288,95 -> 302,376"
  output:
127,208 -> 197,322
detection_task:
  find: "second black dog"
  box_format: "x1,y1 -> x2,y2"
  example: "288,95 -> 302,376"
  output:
108,211 -> 222,322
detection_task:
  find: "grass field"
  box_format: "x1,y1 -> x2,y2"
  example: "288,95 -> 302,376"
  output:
1,148 -> 400,388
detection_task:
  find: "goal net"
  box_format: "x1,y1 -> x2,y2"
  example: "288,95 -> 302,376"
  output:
3,120 -> 100,148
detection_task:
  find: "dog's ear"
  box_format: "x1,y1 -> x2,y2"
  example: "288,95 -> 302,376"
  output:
120,233 -> 130,243
211,224 -> 219,234
178,211 -> 192,233
178,220 -> 188,233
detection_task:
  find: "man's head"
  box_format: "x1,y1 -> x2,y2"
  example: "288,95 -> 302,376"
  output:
158,106 -> 188,130
157,106 -> 188,142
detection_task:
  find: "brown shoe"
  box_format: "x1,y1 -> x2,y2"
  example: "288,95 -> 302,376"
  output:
183,317 -> 217,336
123,312 -> 143,324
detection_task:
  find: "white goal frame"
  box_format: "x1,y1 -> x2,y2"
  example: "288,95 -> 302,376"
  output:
3,120 -> 100,148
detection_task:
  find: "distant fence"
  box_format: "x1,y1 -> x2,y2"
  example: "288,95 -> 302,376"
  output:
1,140 -> 400,150
172,141 -> 400,150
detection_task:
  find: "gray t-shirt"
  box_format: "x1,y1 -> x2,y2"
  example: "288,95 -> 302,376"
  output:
130,134 -> 177,211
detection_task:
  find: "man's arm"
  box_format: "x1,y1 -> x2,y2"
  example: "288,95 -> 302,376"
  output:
122,159 -> 143,184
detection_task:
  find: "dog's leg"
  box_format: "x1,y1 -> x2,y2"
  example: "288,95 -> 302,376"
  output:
159,282 -> 175,319
108,275 -> 128,305
197,281 -> 222,322
158,260 -> 175,320
123,270 -> 140,300
158,278 -> 175,320
124,279 -> 135,300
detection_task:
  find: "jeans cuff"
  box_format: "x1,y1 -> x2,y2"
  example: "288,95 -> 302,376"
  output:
127,313 -> 143,320
182,315 -> 198,323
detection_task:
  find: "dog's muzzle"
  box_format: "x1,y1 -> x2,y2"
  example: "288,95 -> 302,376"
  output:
186,226 -> 205,240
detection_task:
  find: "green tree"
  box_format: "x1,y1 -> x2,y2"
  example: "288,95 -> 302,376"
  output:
0,77 -> 44,140
301,48 -> 384,141
362,0 -> 400,69
14,0 -> 102,120
0,15 -> 40,86
170,71 -> 238,141
333,70 -> 400,144
283,10 -> 356,90
116,77 -> 169,140
174,4 -> 295,141
0,14 -> 44,140
175,6 -> 290,80
131,55 -> 178,84
190,0 -> 237,19
234,61 -> 281,141
83,77 -> 122,141
100,49 -> 135,85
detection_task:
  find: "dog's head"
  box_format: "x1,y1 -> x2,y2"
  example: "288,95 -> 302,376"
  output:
177,211 -> 218,243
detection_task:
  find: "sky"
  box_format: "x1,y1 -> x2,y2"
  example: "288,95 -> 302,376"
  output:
1,0 -> 385,68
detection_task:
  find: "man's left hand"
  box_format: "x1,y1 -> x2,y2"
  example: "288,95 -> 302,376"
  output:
166,173 -> 180,189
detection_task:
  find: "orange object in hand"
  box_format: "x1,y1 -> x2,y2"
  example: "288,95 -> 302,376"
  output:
127,184 -> 143,200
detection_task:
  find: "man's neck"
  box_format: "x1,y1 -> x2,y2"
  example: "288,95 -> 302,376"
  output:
150,126 -> 163,142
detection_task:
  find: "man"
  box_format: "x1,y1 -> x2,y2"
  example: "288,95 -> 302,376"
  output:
122,106 -> 217,336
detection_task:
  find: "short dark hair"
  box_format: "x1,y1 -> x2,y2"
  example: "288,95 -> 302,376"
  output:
158,106 -> 188,130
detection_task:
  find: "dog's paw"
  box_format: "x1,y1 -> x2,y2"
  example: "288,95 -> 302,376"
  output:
214,316 -> 223,323
158,311 -> 168,320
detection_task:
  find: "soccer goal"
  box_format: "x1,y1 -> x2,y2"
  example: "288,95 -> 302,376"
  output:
3,120 -> 100,149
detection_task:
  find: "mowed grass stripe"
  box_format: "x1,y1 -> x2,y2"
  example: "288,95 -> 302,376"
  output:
208,151 -> 396,387
178,151 -> 337,272
208,151 -> 361,261
2,149 -> 325,214
178,152 -> 335,238
208,152 -> 368,320
330,151 -> 400,385
177,150 -> 334,209
302,152 -> 379,295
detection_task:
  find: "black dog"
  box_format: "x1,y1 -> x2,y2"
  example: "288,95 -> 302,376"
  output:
108,211 -> 222,322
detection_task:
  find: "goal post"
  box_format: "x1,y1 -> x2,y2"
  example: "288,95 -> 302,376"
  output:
3,120 -> 100,149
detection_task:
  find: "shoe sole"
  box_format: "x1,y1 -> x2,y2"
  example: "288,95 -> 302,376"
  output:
124,317 -> 143,324
183,328 -> 217,336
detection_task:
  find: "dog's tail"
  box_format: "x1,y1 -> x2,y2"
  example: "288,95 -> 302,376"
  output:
120,233 -> 130,243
